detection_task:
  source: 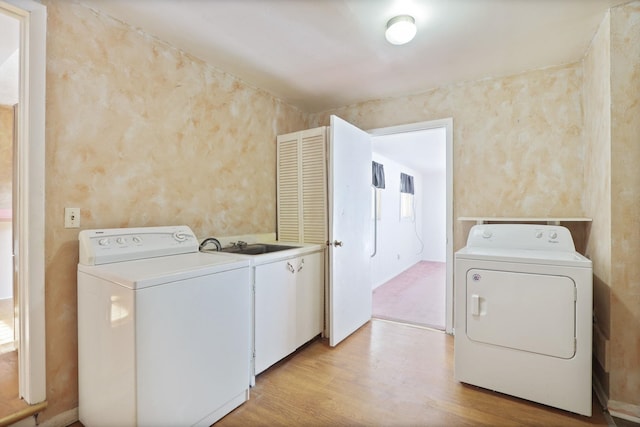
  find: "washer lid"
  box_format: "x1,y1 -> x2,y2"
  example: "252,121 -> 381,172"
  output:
78,252 -> 250,289
455,247 -> 592,268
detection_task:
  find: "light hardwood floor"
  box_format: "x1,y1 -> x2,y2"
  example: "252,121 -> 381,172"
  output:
0,350 -> 21,419
217,319 -> 607,426
0,349 -> 46,427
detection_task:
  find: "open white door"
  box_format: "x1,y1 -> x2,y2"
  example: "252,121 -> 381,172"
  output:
328,115 -> 372,346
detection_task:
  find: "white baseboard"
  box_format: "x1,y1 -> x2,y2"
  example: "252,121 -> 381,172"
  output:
608,400 -> 640,424
592,375 -> 640,425
9,416 -> 35,427
38,408 -> 78,427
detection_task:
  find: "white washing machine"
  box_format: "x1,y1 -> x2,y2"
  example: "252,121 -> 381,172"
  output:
454,224 -> 592,416
77,225 -> 251,426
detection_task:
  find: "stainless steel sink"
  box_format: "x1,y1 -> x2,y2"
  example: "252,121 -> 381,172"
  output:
206,243 -> 300,255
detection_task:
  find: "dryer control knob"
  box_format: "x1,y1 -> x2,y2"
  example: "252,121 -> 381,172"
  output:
549,231 -> 558,239
482,230 -> 493,239
173,232 -> 187,242
98,238 -> 110,246
535,231 -> 543,238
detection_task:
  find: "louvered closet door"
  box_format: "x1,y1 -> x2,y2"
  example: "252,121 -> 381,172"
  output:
277,127 -> 327,243
300,128 -> 327,244
277,133 -> 300,242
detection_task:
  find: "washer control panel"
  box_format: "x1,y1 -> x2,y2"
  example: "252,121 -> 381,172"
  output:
467,224 -> 575,252
79,225 -> 198,265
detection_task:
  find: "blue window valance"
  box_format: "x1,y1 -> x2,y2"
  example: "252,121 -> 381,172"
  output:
400,173 -> 414,194
372,161 -> 386,189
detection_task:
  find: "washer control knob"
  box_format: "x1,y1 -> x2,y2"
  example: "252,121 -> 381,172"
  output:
549,231 -> 558,239
173,232 -> 187,242
98,238 -> 110,246
482,230 -> 493,239
116,237 -> 126,245
132,236 -> 142,244
535,231 -> 543,239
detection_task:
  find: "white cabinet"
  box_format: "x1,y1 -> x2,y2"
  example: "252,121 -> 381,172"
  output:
254,250 -> 324,374
295,251 -> 324,347
254,258 -> 296,374
277,127 -> 327,244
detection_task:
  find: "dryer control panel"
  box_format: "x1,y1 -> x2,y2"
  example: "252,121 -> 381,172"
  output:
466,224 -> 575,252
79,225 -> 198,265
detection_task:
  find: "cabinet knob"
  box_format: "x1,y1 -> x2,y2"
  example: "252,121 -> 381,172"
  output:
333,240 -> 343,247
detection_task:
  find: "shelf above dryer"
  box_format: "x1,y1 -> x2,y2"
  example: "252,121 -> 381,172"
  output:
458,217 -> 592,225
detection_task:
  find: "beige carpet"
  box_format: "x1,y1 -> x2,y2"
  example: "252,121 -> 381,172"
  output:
372,261 -> 446,330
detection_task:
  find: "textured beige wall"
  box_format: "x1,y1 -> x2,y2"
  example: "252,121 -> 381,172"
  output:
41,0 -> 307,421
0,106 -> 12,210
310,64 -> 586,251
582,1 -> 640,413
583,9 -> 612,392
609,1 -> 640,412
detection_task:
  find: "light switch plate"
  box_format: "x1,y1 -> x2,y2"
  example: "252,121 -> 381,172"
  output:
64,207 -> 80,228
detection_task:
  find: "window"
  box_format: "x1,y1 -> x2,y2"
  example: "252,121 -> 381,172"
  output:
400,173 -> 414,221
400,192 -> 414,220
372,187 -> 382,220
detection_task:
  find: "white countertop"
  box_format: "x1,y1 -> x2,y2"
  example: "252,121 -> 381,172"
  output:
198,232 -> 324,265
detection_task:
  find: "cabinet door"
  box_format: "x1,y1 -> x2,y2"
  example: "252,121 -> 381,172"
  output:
254,259 -> 296,374
295,251 -> 324,347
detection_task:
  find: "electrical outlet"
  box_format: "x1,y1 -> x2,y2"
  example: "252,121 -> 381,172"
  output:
64,207 -> 80,228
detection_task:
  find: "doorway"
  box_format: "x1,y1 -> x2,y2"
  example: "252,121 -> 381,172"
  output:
0,0 -> 47,406
368,119 -> 453,333
0,6 -> 19,355
0,8 -> 20,419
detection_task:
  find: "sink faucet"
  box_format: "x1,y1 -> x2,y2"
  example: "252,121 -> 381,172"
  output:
229,240 -> 248,248
199,237 -> 222,251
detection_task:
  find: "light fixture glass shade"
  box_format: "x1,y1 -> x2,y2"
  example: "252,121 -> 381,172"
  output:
385,15 -> 416,45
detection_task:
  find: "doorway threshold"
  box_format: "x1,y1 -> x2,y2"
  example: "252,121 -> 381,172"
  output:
372,317 -> 445,333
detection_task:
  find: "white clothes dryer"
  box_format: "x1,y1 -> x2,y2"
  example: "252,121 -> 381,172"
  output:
454,224 -> 592,416
77,225 -> 251,427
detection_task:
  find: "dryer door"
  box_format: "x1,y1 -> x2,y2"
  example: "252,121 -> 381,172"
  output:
466,269 -> 576,358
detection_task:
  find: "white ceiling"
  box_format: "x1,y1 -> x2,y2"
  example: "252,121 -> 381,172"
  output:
80,0 -> 628,113
373,127 -> 446,175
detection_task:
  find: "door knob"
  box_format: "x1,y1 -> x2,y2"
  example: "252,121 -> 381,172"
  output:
333,240 -> 343,247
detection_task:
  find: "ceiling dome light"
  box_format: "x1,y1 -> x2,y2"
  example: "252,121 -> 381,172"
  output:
385,15 -> 417,45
